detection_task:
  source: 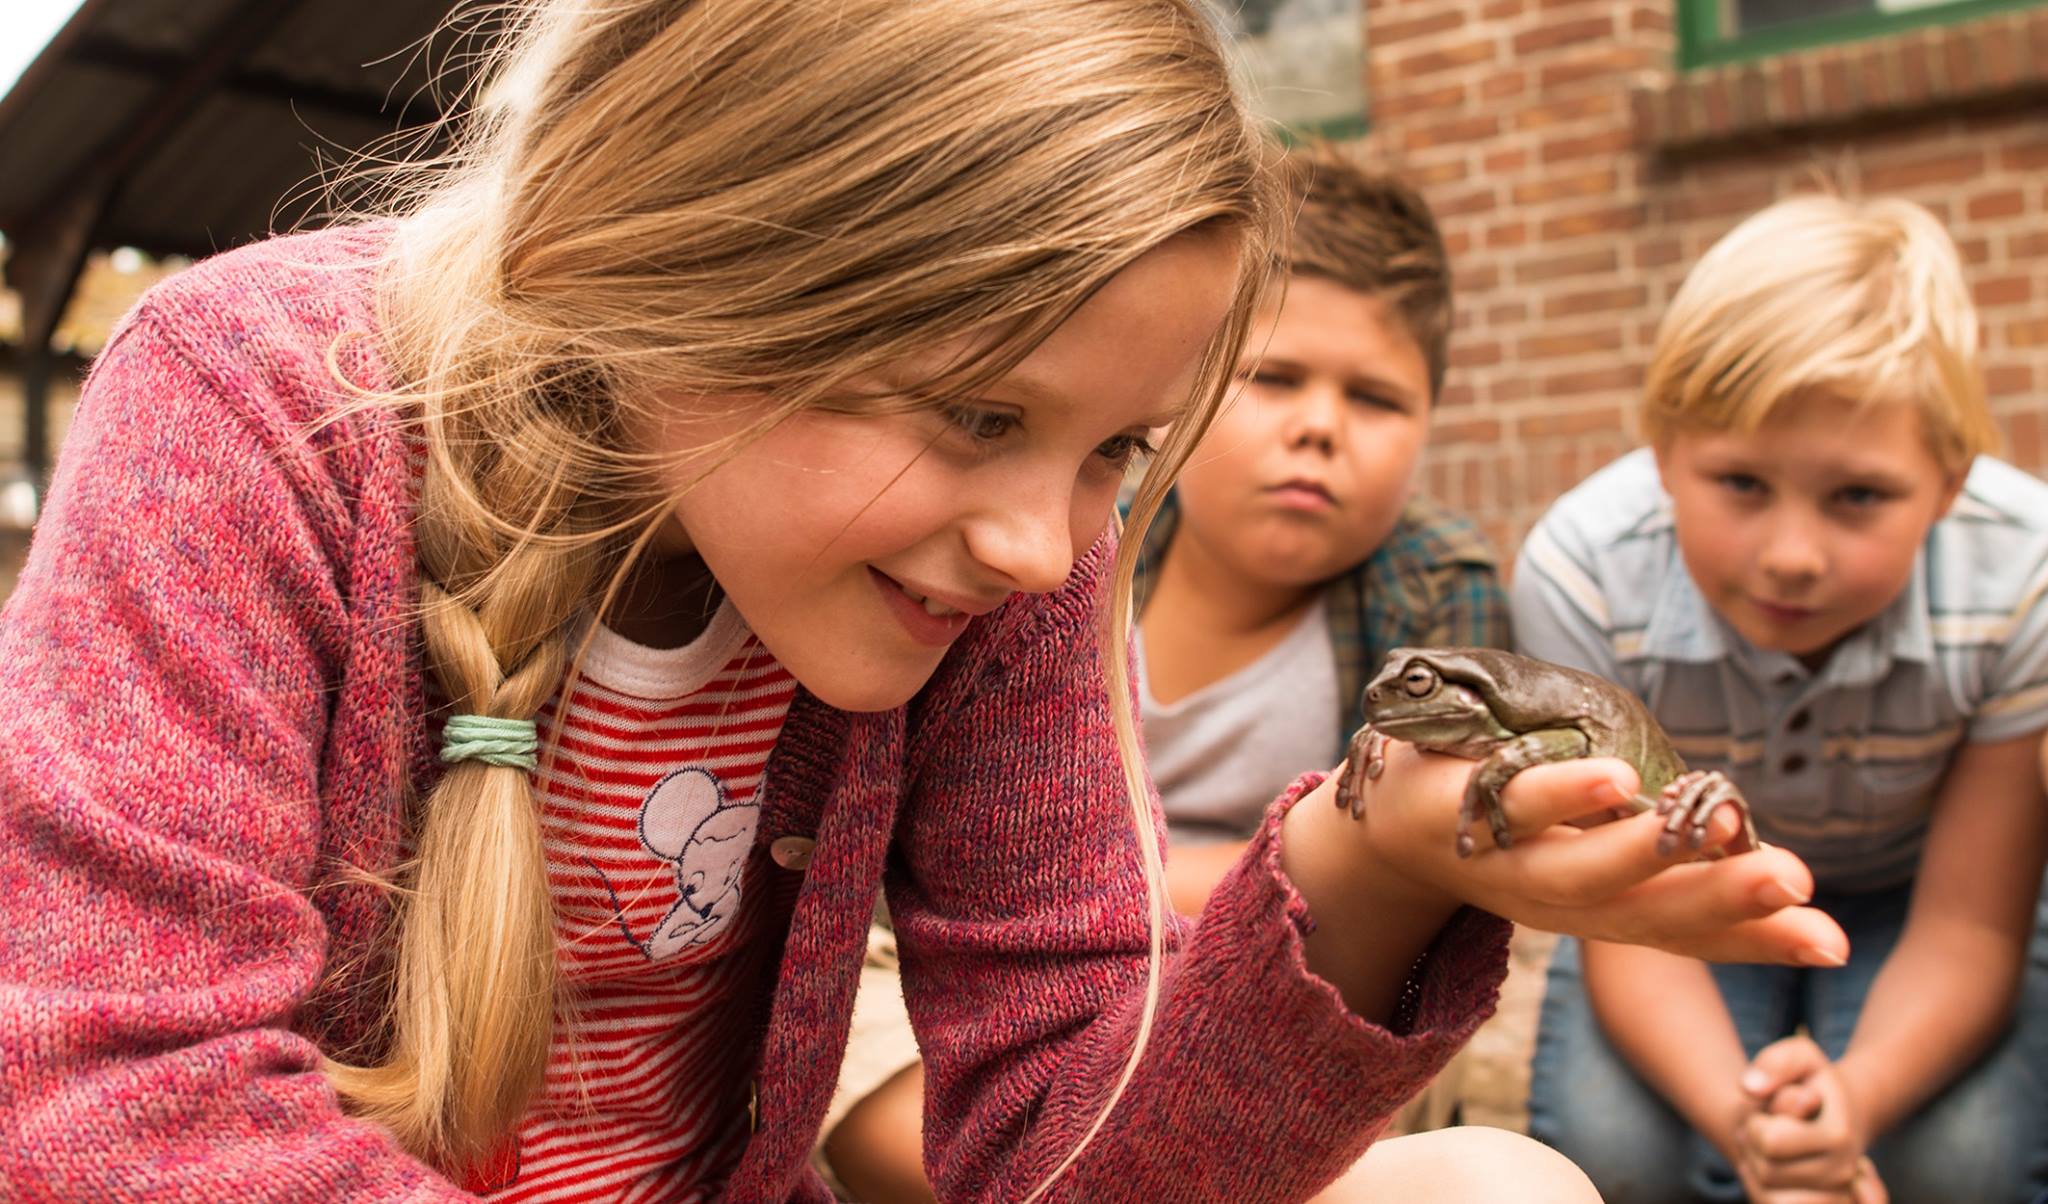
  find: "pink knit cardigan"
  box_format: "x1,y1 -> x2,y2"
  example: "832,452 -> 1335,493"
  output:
0,229 -> 1508,1203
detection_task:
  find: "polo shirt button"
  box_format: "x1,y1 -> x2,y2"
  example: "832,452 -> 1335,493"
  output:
770,836 -> 816,870
1787,710 -> 1811,732
1781,753 -> 1809,774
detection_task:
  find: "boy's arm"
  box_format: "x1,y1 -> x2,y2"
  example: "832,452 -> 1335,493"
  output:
1508,518 -> 1624,679
1835,732 -> 2047,1140
1581,941 -> 1752,1159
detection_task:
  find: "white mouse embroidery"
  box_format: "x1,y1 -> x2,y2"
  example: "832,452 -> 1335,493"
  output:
631,767 -> 759,960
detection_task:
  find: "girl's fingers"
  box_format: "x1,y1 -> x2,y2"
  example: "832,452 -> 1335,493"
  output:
1489,756 -> 1643,836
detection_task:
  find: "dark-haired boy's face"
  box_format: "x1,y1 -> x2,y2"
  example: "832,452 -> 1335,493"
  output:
1174,276 -> 1432,589
1655,391 -> 1963,667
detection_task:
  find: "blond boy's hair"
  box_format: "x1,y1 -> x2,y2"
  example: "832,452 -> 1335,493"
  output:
1282,146 -> 1452,395
1643,194 -> 1997,472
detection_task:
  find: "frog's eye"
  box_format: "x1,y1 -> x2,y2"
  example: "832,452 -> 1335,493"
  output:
1401,665 -> 1438,697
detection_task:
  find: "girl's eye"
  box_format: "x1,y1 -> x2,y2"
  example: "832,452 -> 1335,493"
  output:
1093,432 -> 1158,469
944,405 -> 1018,443
1241,368 -> 1296,389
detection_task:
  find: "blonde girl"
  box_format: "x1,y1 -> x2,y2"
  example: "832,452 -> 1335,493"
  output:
0,1 -> 1845,1200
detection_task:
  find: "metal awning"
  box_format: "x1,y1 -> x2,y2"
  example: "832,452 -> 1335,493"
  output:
0,0 -> 466,500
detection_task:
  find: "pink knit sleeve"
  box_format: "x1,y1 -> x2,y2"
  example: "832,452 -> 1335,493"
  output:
888,533 -> 1511,1202
0,315 -> 466,1200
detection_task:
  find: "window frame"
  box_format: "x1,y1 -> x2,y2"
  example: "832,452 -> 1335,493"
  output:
1677,0 -> 2046,67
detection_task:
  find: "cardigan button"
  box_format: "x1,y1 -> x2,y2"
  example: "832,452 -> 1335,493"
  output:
769,836 -> 816,870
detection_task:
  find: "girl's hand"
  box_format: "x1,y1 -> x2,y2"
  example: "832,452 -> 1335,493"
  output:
1303,739 -> 1849,967
1732,1037 -> 1885,1204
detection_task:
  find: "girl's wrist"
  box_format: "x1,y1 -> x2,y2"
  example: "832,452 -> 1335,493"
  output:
1278,777 -> 1461,1021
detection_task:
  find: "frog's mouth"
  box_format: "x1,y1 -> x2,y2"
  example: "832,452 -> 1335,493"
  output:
1370,708 -> 1480,734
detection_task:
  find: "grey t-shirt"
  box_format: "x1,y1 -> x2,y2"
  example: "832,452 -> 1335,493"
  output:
1138,596 -> 1343,847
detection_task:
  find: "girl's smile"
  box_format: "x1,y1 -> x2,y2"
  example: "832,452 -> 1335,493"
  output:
637,232 -> 1242,712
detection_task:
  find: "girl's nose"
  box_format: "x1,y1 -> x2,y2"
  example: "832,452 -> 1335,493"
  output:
964,485 -> 1077,596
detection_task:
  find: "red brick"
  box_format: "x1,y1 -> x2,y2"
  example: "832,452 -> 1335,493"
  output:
1397,41 -> 1498,79
1451,339 -> 1505,369
2009,411 -> 2044,473
1405,114 -> 1502,151
2007,317 -> 2048,348
1480,69 -> 1530,101
1372,83 -> 1468,119
1491,376 -> 1536,404
1481,0 -> 1524,19
1861,149 -> 1986,191
1544,284 -> 1650,318
1375,9 -> 1466,44
1635,236 -> 1683,269
1483,147 -> 1529,173
1514,92 -> 1623,131
1662,182 -> 1776,222
1987,364 -> 2034,399
2002,139 -> 2048,172
2012,230 -> 2048,260
1514,247 -> 1619,284
1542,127 -> 1637,164
1432,185 -> 1500,217
1630,5 -> 1671,33
1957,235 -> 1991,266
1513,14 -> 1614,55
1512,167 -> 1618,205
1540,45 -> 1658,89
1540,203 -> 1647,241
1486,220 -> 1530,248
1410,158 -> 1472,187
1487,300 -> 1531,326
1535,365 -> 1645,398
1966,188 -> 2027,222
1817,55 -> 1855,114
1974,276 -> 2033,308
1439,381 -> 1479,408
1516,405 -> 1628,438
1520,329 -> 1626,361
1432,417 -> 1503,444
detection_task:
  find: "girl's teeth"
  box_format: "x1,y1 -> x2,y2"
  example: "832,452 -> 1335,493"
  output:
921,596 -> 959,617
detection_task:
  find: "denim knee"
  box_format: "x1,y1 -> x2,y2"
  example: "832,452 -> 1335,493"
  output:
1870,1028 -> 2048,1204
1528,940 -> 1729,1204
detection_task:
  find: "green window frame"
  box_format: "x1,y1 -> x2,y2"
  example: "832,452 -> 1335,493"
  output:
1678,0 -> 2046,67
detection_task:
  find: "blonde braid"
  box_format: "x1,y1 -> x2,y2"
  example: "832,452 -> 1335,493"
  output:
326,391 -> 613,1169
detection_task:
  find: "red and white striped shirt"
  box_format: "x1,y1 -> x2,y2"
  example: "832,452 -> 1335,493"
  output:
466,604 -> 799,1202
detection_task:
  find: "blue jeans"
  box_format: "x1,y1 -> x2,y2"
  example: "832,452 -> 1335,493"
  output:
1528,879 -> 2048,1204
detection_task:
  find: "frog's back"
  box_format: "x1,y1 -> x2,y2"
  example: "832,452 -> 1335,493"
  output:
1425,647 -> 1687,792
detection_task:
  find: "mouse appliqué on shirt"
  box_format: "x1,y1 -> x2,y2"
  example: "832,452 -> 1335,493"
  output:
609,766 -> 759,960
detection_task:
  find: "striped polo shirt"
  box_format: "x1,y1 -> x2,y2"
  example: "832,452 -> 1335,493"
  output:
459,603 -> 800,1201
1511,448 -> 2048,892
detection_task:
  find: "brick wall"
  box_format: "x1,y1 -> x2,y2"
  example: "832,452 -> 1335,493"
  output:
1356,0 -> 2048,558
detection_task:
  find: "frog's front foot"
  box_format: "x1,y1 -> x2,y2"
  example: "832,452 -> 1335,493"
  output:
1655,770 -> 1758,857
1333,728 -> 1388,821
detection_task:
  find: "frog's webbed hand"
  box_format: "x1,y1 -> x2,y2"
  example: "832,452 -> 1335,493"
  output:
1461,728 -> 1591,858
1656,770 -> 1760,857
1333,727 -> 1389,821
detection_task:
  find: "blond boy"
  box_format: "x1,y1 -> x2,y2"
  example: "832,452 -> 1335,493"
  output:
1514,196 -> 2048,1204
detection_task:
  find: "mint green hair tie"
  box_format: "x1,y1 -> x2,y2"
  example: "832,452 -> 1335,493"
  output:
440,713 -> 539,770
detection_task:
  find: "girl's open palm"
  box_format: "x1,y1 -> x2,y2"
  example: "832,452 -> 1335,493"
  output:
1315,737 -> 1849,967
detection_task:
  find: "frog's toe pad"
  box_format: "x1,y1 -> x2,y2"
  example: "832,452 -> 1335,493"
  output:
1657,770 -> 1755,856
